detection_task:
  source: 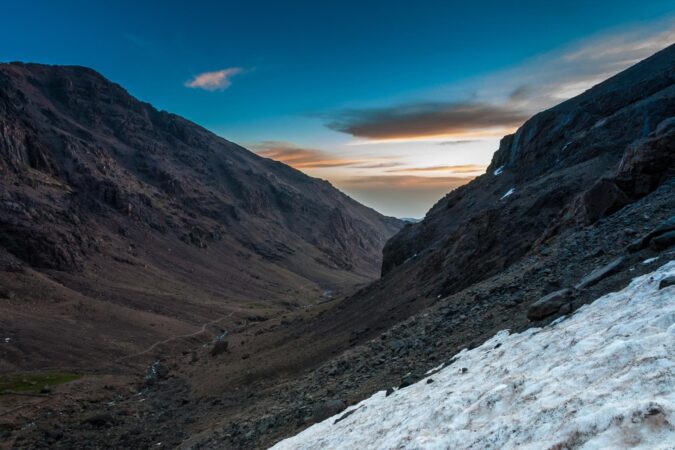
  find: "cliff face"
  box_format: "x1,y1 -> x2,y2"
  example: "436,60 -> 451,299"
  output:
0,62 -> 402,368
381,43 -> 675,291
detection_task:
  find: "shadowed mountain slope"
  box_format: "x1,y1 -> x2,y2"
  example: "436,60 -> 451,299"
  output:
0,62 -> 402,370
372,41 -> 675,316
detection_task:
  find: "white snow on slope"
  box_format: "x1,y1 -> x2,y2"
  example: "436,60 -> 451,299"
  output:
272,261 -> 675,450
500,187 -> 515,199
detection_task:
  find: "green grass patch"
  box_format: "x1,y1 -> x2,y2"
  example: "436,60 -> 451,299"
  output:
0,372 -> 80,394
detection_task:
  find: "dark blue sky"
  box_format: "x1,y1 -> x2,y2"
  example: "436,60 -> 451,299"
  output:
2,1 -> 674,216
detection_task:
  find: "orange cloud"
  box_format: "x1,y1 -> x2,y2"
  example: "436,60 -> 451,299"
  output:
254,141 -> 363,169
387,164 -> 486,175
185,67 -> 243,91
326,101 -> 528,141
338,174 -> 474,189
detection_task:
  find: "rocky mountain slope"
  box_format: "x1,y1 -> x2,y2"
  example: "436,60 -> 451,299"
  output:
305,41 -> 675,347
382,42 -> 675,290
0,62 -> 402,370
273,262 -> 675,450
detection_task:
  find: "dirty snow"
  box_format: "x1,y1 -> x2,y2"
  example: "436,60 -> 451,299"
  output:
493,166 -> 504,176
272,261 -> 675,450
500,187 -> 515,199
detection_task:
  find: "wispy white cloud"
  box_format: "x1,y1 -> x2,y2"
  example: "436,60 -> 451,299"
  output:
185,67 -> 243,91
478,20 -> 675,110
324,19 -> 675,143
387,164 -> 486,175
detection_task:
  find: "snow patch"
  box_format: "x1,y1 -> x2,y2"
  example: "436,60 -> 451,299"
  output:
500,188 -> 515,199
272,261 -> 675,450
424,363 -> 444,375
643,257 -> 660,265
493,165 -> 504,176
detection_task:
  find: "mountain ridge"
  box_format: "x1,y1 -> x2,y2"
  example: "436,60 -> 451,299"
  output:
0,61 -> 402,370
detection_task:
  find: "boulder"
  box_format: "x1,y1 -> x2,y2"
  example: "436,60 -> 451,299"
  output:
575,257 -> 625,290
628,216 -> 675,252
650,230 -> 675,250
211,339 -> 229,357
399,372 -> 419,389
649,216 -> 675,239
572,179 -> 629,225
81,413 -> 115,428
527,288 -> 573,320
659,276 -> 675,290
144,360 -> 169,386
334,407 -> 359,424
311,399 -> 345,422
614,119 -> 675,198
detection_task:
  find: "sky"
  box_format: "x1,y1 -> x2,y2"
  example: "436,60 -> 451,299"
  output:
2,1 -> 674,217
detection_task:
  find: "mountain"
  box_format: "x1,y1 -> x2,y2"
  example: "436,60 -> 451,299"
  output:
173,44 -> 673,449
0,62 -> 402,370
3,46 -> 675,450
315,41 -> 675,340
382,42 -> 675,287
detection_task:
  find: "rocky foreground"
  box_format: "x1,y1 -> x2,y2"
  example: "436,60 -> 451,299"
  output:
273,262 -> 675,450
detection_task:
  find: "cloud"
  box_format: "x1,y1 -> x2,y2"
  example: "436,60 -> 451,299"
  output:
487,21 -> 675,109
322,20 -> 675,143
253,141 -> 407,170
253,141 -> 363,169
185,67 -> 243,91
387,164 -> 486,174
326,101 -> 528,141
352,161 -> 405,169
437,139 -> 480,146
340,175 -> 473,189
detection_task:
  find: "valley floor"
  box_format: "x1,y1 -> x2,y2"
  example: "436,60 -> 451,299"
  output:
2,181 -> 674,449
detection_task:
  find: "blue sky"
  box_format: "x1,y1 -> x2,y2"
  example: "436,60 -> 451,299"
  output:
2,0 -> 674,217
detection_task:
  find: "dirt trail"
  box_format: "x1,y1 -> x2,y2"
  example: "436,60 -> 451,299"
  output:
115,312 -> 235,362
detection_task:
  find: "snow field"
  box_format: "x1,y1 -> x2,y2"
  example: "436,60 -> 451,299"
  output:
272,261 -> 675,450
